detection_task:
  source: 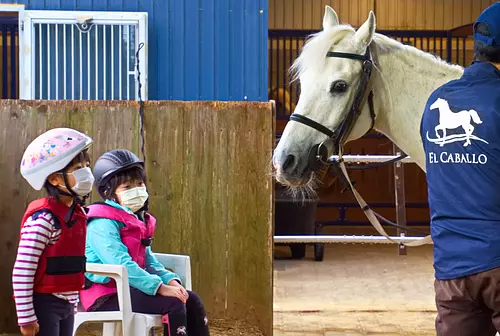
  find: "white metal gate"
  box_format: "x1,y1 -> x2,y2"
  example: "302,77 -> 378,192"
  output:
20,10 -> 147,101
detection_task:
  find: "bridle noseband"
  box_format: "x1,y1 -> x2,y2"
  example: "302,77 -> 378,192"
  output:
289,46 -> 377,170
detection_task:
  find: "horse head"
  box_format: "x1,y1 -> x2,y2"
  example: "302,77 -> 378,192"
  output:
272,6 -> 377,192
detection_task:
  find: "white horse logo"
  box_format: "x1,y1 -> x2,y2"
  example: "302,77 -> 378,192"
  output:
426,98 -> 488,147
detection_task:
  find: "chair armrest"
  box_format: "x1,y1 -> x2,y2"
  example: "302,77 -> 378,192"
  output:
84,263 -> 132,313
153,253 -> 193,291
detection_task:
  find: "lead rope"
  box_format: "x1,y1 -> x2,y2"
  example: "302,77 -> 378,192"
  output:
337,148 -> 433,247
135,42 -> 147,164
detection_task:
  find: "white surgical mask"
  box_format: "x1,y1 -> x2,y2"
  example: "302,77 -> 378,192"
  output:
117,186 -> 149,213
69,167 -> 95,196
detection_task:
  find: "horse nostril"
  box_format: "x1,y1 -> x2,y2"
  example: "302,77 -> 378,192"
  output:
282,154 -> 296,173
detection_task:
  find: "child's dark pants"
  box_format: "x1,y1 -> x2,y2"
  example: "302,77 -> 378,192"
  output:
95,287 -> 210,336
33,293 -> 74,336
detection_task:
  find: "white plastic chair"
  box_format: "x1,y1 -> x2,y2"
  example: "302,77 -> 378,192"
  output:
73,253 -> 192,336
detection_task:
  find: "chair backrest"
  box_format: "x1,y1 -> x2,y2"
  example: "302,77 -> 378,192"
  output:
153,253 -> 193,290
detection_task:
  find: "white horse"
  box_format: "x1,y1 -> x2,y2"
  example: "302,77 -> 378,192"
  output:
272,5 -> 464,194
429,97 -> 483,147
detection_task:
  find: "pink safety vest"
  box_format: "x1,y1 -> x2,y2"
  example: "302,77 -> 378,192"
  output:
79,203 -> 156,311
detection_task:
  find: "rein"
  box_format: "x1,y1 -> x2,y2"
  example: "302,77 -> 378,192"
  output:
288,43 -> 432,246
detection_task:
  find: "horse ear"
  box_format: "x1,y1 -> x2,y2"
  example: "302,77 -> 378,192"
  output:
353,11 -> 376,49
322,5 -> 339,30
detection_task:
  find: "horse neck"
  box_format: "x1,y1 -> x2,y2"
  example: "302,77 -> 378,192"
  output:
371,42 -> 464,171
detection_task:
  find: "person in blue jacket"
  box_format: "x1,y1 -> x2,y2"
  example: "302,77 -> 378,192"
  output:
79,149 -> 210,336
420,3 -> 500,335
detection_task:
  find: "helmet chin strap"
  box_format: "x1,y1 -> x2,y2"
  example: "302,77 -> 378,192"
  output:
59,168 -> 89,227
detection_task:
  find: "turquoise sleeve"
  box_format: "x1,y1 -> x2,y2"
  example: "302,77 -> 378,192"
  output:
144,247 -> 182,285
85,218 -> 162,296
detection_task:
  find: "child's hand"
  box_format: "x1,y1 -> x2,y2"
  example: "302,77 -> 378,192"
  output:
158,284 -> 188,303
168,280 -> 190,300
20,322 -> 39,336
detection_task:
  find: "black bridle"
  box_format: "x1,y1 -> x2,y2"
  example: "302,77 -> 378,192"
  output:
289,45 -> 407,171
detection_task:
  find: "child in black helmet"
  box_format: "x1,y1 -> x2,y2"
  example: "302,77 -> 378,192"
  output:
79,149 -> 210,336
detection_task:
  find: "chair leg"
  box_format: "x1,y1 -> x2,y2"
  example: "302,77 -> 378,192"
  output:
102,322 -> 121,336
72,319 -> 84,336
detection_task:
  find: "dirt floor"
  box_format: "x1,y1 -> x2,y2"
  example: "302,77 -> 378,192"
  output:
2,238 -> 440,336
273,243 -> 437,336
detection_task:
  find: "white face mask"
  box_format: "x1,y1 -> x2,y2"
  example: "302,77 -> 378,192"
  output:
69,167 -> 95,196
117,186 -> 149,213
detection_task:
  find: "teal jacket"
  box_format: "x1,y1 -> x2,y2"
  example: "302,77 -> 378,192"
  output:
84,200 -> 181,295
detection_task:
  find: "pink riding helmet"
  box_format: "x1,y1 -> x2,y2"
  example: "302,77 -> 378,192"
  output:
20,128 -> 93,190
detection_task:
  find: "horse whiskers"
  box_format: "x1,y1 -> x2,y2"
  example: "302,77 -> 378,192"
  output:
279,172 -> 321,204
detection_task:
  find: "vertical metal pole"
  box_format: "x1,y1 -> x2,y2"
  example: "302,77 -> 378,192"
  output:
87,28 -> 90,100
111,25 -> 114,100
63,24 -> 66,99
103,25 -> 106,100
95,25 -> 98,99
47,24 -> 50,99
393,144 -> 407,256
119,25 -> 122,100
55,24 -> 58,100
79,29 -> 82,100
39,24 -> 42,99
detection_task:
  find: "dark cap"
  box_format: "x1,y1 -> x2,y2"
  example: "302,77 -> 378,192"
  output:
474,2 -> 500,46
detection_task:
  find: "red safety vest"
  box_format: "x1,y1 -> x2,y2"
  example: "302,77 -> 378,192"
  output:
17,197 -> 87,294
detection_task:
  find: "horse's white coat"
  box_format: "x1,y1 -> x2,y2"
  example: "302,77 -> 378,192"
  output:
273,6 -> 464,189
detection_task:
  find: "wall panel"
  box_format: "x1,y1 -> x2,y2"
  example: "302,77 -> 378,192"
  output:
269,0 -> 498,30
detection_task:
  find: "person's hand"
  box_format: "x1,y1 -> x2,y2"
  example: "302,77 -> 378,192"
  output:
168,279 -> 189,300
20,322 -> 39,336
158,284 -> 188,303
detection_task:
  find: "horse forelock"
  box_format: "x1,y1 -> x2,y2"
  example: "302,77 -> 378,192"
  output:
289,25 -> 356,83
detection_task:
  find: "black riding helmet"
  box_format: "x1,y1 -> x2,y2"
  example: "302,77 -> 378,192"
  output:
93,149 -> 145,199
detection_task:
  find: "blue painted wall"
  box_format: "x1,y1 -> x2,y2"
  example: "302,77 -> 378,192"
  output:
1,0 -> 268,102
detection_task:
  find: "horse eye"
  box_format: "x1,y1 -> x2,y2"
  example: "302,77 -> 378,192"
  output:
330,80 -> 348,94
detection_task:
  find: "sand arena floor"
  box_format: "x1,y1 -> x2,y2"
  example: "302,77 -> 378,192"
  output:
273,243 -> 438,336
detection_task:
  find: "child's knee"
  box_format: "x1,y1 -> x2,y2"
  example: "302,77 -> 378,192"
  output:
186,291 -> 205,309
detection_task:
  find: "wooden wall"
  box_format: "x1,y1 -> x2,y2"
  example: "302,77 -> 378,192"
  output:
269,0 -> 498,30
0,100 -> 274,335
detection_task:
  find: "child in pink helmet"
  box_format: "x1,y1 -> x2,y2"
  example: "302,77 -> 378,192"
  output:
13,128 -> 94,336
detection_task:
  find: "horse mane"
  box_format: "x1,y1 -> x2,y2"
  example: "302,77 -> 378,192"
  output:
290,24 -> 464,82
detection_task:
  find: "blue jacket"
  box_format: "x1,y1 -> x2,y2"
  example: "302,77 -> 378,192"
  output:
420,61 -> 500,280
84,200 -> 181,295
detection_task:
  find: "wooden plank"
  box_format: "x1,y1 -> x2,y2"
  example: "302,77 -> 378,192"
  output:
471,0 -> 484,22
351,0 -> 360,27
442,0 -> 454,30
293,0 -> 304,29
312,0 -> 324,30
396,0 -> 406,29
406,0 -> 416,30
268,0 -> 276,29
226,102 -> 273,336
302,0 -> 314,29
273,0 -> 284,29
425,0 -> 436,30
414,0 -> 425,30
339,0 -> 350,26
461,0 -> 472,27
283,0 -> 295,29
